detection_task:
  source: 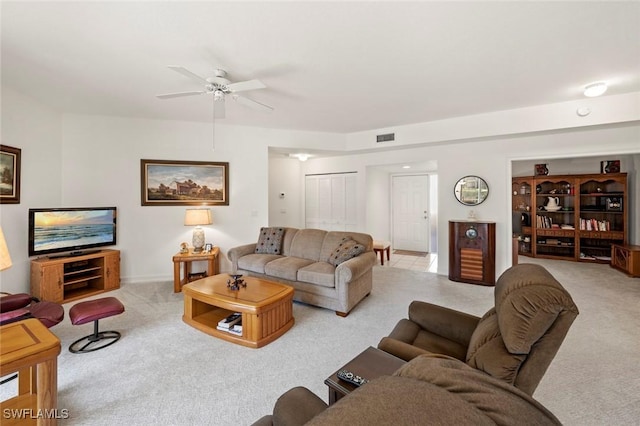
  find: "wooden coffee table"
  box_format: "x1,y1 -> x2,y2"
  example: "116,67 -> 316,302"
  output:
182,274 -> 294,348
325,346 -> 406,404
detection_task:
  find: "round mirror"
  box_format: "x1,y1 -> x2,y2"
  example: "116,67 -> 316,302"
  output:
454,175 -> 489,206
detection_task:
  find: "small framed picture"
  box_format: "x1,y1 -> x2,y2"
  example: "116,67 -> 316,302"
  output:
204,243 -> 213,253
0,144 -> 21,204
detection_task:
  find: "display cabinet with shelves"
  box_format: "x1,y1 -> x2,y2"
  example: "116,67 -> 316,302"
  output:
511,177 -> 533,256
578,174 -> 627,263
512,173 -> 628,264
533,176 -> 577,261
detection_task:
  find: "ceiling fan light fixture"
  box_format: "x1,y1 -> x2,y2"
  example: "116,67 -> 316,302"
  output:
584,81 -> 607,97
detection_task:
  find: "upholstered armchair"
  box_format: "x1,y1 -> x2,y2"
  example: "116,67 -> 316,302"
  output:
0,293 -> 64,328
378,263 -> 579,395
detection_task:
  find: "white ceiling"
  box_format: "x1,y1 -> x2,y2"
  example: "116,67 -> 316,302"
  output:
2,1 -> 639,134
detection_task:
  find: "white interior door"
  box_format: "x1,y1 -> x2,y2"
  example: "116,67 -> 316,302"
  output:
392,175 -> 430,252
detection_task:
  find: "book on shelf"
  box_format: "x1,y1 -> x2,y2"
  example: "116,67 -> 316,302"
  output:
217,312 -> 242,329
579,218 -> 610,231
216,325 -> 242,336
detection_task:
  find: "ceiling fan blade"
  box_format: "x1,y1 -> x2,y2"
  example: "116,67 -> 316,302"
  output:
233,94 -> 274,112
213,98 -> 226,119
227,79 -> 266,93
156,91 -> 205,99
168,66 -> 209,85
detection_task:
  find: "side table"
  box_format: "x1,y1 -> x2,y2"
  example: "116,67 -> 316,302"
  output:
172,247 -> 219,293
0,318 -> 61,425
324,346 -> 406,404
611,243 -> 640,278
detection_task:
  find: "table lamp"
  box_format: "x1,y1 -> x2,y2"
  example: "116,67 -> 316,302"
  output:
0,226 -> 12,271
184,209 -> 212,253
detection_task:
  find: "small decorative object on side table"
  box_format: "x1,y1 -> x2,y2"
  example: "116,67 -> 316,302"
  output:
227,274 -> 246,291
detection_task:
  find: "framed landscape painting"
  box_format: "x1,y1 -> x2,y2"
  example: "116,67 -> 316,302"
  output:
141,159 -> 229,206
0,144 -> 21,204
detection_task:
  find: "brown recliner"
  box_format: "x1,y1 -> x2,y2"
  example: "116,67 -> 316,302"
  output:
378,263 -> 579,395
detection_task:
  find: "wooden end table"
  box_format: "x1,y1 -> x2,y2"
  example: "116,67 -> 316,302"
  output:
172,247 -> 219,293
182,274 -> 294,348
0,318 -> 61,425
611,243 -> 640,277
324,346 -> 406,404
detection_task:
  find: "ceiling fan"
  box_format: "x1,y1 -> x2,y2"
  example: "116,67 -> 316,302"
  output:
156,66 -> 274,118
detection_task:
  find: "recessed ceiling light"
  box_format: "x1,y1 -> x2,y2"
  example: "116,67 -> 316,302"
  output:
289,153 -> 310,161
402,165 -> 411,169
584,82 -> 607,97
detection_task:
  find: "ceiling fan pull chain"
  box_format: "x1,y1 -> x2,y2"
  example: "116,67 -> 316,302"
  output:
212,96 -> 216,151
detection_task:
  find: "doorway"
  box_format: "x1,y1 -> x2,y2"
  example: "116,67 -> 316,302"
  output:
391,174 -> 430,252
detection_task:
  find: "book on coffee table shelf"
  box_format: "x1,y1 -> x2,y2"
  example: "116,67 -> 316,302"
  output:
216,325 -> 242,336
217,312 -> 242,329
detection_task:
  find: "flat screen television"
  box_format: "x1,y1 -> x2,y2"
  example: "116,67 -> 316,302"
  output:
28,207 -> 117,257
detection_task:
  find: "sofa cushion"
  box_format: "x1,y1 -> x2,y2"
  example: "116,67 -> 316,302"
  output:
328,237 -> 366,266
466,308 -> 525,385
320,231 -> 374,262
289,229 -> 327,260
297,262 -> 336,288
494,263 -> 578,354
264,257 -> 315,281
238,253 -> 283,274
255,227 -> 286,254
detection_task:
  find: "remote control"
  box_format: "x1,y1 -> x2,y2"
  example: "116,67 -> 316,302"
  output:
337,369 -> 368,387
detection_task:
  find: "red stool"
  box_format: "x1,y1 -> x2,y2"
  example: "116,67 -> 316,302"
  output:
69,297 -> 124,354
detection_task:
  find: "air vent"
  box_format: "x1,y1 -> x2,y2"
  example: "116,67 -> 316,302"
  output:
376,133 -> 395,143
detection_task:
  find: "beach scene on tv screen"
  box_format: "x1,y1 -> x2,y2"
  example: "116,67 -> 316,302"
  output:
34,210 -> 114,252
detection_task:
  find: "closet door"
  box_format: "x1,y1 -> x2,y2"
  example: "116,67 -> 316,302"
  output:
305,173 -> 357,231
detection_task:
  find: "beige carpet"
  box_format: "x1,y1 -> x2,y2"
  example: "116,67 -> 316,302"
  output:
1,258 -> 638,425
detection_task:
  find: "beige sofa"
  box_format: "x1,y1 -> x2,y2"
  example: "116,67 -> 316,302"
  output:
227,227 -> 377,316
252,353 -> 562,425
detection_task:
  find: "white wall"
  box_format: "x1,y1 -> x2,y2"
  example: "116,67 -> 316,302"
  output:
268,156 -> 303,228
2,84 -> 638,292
296,123 -> 640,277
59,115 -> 343,283
0,88 -> 62,294
345,92 -> 640,150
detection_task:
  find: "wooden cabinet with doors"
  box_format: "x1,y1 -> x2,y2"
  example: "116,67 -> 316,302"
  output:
31,249 -> 121,303
512,173 -> 627,263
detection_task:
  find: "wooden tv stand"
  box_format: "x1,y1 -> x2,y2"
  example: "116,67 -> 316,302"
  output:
31,249 -> 120,303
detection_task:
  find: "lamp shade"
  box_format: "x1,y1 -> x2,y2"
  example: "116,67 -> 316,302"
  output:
0,227 -> 12,271
184,209 -> 212,226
